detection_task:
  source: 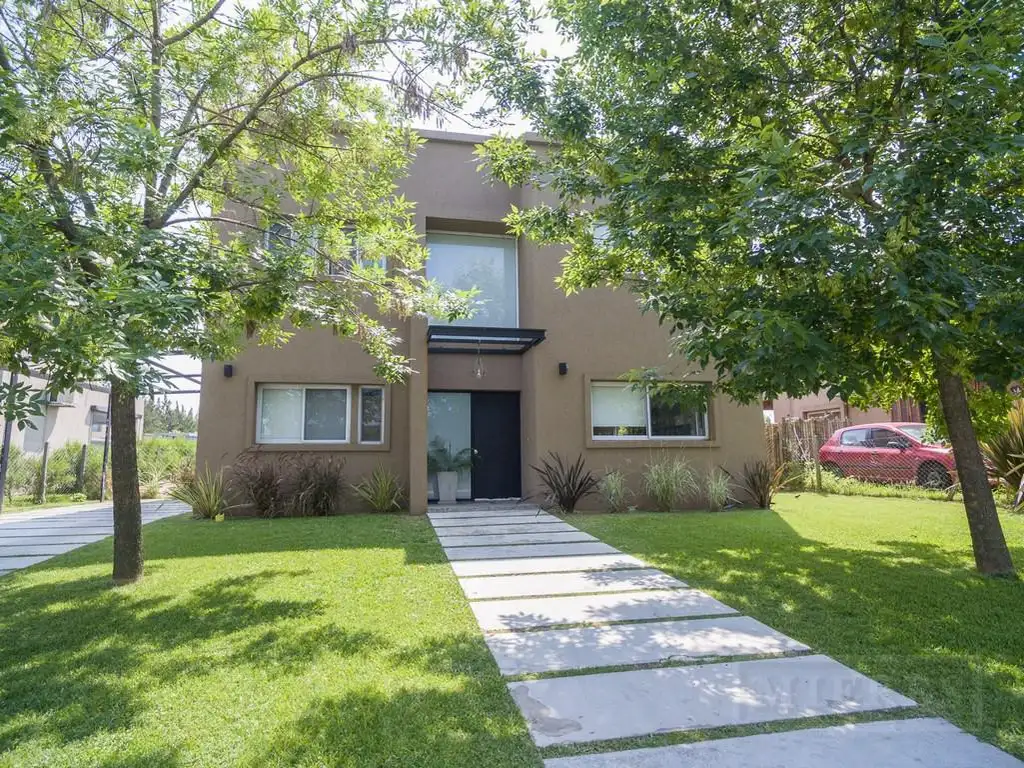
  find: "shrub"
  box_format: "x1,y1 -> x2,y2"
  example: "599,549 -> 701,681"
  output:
231,454 -> 291,518
704,468 -> 733,512
983,402 -> 1024,505
642,458 -> 698,512
138,464 -> 167,499
597,469 -> 632,513
735,460 -> 793,509
170,468 -> 227,519
531,453 -> 599,513
352,465 -> 406,514
290,456 -> 346,516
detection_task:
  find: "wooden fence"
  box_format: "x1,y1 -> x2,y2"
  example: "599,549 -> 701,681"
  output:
765,415 -> 851,469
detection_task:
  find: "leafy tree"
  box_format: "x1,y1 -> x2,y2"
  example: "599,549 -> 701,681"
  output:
479,0 -> 1024,575
0,0 -> 526,583
144,396 -> 198,434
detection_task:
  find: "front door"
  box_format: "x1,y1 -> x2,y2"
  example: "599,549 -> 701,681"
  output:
470,392 -> 521,499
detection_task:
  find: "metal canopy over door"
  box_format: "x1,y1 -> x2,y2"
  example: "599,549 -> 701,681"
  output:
470,391 -> 521,499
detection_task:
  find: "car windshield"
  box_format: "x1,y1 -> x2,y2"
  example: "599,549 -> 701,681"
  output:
896,424 -> 929,442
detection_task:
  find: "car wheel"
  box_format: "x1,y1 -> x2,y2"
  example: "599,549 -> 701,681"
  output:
821,462 -> 843,477
918,462 -> 951,489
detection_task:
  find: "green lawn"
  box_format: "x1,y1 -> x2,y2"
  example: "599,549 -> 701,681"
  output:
571,493 -> 1024,759
0,515 -> 540,768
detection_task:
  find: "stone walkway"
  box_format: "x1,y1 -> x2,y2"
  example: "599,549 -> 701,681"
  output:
0,499 -> 188,577
428,503 -> 1023,767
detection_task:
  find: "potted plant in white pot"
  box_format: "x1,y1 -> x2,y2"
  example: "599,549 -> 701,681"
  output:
427,438 -> 474,504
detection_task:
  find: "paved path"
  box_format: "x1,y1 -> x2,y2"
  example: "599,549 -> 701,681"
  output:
0,500 -> 188,577
428,503 -> 1023,767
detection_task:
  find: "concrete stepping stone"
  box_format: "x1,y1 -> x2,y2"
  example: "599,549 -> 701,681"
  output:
438,531 -> 596,547
542,717 -> 1024,767
437,522 -> 578,536
0,555 -> 55,570
0,527 -> 113,536
0,570 -> 9,577
0,542 -> 98,557
460,569 -> 686,600
444,542 -> 620,561
0,534 -> 110,544
487,616 -> 809,675
472,589 -> 738,631
428,508 -> 544,520
431,514 -> 563,528
510,654 -> 916,747
452,553 -> 647,578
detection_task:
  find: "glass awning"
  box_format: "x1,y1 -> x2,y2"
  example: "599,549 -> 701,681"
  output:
426,325 -> 546,355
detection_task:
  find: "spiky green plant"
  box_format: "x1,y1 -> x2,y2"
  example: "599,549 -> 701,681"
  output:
642,458 -> 699,512
170,469 -> 227,520
352,465 -> 406,514
705,468 -> 733,512
983,403 -> 1024,502
531,453 -> 599,513
598,469 -> 632,513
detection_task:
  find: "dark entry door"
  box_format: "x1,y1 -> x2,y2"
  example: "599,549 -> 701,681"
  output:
471,392 -> 521,499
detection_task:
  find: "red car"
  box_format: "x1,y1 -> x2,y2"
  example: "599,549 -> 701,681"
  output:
818,422 -> 956,488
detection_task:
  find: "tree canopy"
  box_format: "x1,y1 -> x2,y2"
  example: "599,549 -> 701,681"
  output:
478,0 -> 1023,575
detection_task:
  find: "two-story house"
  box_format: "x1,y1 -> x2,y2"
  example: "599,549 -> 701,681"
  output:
195,130 -> 767,512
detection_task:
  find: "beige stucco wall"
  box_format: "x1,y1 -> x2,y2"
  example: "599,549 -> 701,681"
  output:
196,131 -> 767,512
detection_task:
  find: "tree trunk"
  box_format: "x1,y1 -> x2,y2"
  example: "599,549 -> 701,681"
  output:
110,378 -> 143,585
934,363 -> 1015,577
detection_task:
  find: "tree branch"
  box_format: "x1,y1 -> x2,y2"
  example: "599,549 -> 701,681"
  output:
160,0 -> 228,47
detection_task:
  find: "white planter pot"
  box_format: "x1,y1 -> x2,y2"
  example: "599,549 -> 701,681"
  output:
436,471 -> 460,504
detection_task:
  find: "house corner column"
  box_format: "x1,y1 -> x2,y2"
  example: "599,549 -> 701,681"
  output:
407,314 -> 429,515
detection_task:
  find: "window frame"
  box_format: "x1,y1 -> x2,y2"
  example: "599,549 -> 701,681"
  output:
590,381 -> 710,442
425,230 -> 519,328
357,385 -> 386,445
256,383 -> 352,445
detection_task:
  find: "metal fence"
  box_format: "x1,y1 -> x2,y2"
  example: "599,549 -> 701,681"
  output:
0,440 -> 110,511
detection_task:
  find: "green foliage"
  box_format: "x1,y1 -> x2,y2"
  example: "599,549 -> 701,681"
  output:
734,460 -> 793,509
642,458 -> 699,512
290,456 -> 347,517
144,396 -> 197,434
170,469 -> 227,520
0,0 -> 529,423
704,468 -> 733,512
983,403 -> 1024,506
597,469 -> 632,513
530,453 -> 599,513
351,465 -> 406,514
230,454 -> 291,518
426,438 -> 474,473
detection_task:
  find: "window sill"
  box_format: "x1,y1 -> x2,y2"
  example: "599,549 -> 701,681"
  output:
587,438 -> 720,449
251,442 -> 390,452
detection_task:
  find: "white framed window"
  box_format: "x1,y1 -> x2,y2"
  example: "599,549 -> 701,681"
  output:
257,384 -> 351,444
358,386 -> 385,444
426,232 -> 518,327
591,382 -> 709,440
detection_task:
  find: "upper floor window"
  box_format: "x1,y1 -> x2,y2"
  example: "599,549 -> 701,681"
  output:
426,232 -> 517,327
591,382 -> 709,440
327,227 -> 386,275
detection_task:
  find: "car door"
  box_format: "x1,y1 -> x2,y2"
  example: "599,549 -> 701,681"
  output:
868,428 -> 914,484
837,428 -> 871,478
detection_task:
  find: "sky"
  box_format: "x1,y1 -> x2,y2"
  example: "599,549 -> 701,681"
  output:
157,4 -> 574,421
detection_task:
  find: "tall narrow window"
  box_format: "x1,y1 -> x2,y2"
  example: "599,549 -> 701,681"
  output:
359,386 -> 384,444
425,233 -> 517,327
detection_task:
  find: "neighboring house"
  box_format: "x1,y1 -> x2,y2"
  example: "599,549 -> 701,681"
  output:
0,370 -> 145,454
768,392 -> 924,424
196,130 -> 767,512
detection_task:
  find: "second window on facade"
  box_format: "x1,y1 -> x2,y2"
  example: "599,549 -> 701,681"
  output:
591,382 -> 709,440
257,384 -> 384,444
